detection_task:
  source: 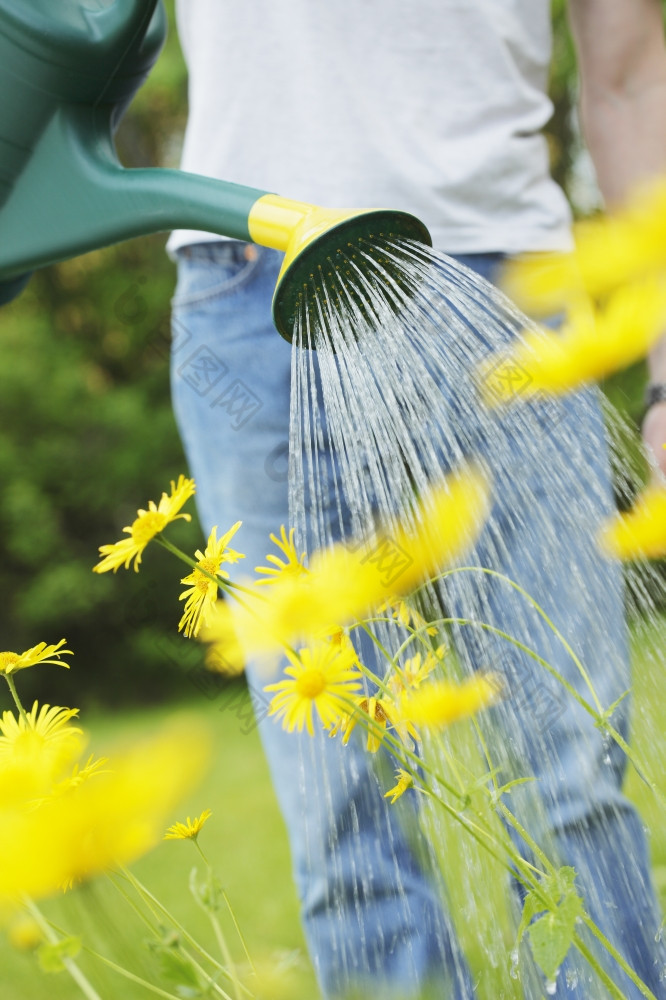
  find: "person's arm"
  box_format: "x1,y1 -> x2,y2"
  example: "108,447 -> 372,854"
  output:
569,0 -> 666,473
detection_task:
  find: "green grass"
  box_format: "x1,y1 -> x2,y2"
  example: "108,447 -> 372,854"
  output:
1,618 -> 665,1000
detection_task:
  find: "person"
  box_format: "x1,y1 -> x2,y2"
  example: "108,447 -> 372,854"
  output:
166,2 -> 666,997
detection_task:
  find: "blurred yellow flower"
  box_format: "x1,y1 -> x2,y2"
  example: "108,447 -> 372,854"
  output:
599,484 -> 666,560
0,639 -> 73,676
400,674 -> 502,731
255,526 -> 308,585
264,643 -> 362,736
7,914 -> 43,951
480,278 -> 666,403
178,522 -> 244,638
164,808 -> 212,842
503,176 -> 666,314
0,720 -> 210,903
221,466 -> 489,659
0,703 -> 84,792
93,475 -> 196,573
384,769 -> 414,804
200,600 -> 246,676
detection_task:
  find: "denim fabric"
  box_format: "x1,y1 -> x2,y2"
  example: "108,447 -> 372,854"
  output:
171,241 -> 665,999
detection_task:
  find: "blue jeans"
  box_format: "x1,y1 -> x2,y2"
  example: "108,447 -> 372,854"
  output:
171,242 -> 665,999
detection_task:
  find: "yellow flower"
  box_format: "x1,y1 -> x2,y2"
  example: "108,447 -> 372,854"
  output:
0,720 -> 210,902
0,703 -> 84,793
400,674 -> 502,731
332,695 -> 419,754
264,643 -> 362,736
221,466 -> 490,659
480,278 -> 666,403
255,526 -> 308,585
47,755 -> 110,801
388,645 -> 447,698
503,176 -> 666,314
178,523 -> 244,638
599,484 -> 666,560
94,475 -> 196,573
7,915 -> 43,951
164,808 -> 212,842
384,769 -> 414,804
0,639 -> 73,676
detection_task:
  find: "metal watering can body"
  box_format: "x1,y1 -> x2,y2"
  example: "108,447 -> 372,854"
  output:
0,0 -> 430,338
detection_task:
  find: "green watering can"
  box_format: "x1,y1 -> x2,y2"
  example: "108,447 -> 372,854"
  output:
0,0 -> 431,339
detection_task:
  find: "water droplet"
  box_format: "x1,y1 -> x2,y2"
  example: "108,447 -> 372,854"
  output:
602,753 -> 611,765
509,948 -> 520,980
655,923 -> 664,943
565,969 -> 579,989
545,978 -> 558,995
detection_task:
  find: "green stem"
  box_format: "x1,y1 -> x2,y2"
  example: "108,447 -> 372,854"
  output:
4,673 -> 28,722
156,535 -> 260,604
419,609 -> 664,805
77,946 -> 209,1000
23,899 -> 104,1000
425,566 -> 604,711
118,867 -> 252,996
192,841 -> 243,1000
107,873 -> 235,999
579,914 -> 658,1000
222,889 -> 256,975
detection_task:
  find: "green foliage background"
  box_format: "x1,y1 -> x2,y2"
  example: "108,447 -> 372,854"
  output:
0,4 -> 651,708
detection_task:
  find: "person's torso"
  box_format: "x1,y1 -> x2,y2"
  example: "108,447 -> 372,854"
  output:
169,0 -> 572,254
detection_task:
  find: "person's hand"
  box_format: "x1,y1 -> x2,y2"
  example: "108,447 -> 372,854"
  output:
641,401 -> 666,480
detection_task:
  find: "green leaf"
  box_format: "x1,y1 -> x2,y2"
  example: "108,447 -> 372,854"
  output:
528,889 -> 583,980
150,941 -> 204,996
37,936 -> 82,973
517,867 -> 583,981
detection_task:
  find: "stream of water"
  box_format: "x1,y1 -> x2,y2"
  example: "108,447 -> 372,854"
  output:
285,241 -> 666,999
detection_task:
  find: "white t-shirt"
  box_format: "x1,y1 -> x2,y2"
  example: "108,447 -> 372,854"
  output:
168,0 -> 573,255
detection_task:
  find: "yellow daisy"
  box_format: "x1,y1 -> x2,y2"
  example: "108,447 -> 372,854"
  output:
0,702 -> 84,785
164,808 -> 212,842
400,674 -> 502,731
264,643 -> 362,736
599,484 -> 666,560
94,475 -> 196,573
389,645 -> 446,698
384,769 -> 415,804
255,526 -> 308,585
178,522 -> 244,638
0,639 -> 73,676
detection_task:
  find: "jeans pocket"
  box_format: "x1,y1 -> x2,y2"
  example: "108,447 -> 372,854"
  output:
171,242 -> 262,307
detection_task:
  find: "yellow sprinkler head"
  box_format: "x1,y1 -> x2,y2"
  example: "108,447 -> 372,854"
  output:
247,196 -> 432,342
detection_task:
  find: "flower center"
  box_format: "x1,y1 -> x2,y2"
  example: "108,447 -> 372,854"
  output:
131,511 -> 167,546
296,668 -> 327,700
0,652 -> 19,674
195,557 -> 222,594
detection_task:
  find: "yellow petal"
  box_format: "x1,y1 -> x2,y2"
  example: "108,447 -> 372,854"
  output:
599,485 -> 666,560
